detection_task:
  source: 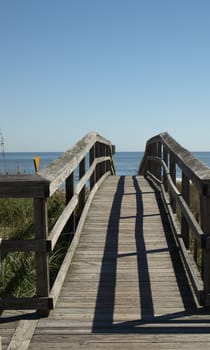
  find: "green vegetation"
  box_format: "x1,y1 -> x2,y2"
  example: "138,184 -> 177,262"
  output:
0,191 -> 66,298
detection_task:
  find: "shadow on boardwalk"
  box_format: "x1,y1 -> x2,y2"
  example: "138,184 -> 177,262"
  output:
92,176 -> 210,334
0,311 -> 38,323
1,175 -> 210,347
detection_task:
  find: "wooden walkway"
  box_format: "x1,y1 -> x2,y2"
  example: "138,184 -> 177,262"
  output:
2,176 -> 210,349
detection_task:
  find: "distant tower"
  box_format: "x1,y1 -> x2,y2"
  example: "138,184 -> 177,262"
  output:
0,129 -> 7,172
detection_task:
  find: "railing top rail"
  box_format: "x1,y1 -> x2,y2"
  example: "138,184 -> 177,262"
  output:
0,174 -> 49,197
38,132 -> 113,196
140,132 -> 210,185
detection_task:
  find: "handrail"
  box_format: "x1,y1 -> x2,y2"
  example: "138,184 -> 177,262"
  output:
38,132 -> 115,196
0,132 -> 115,313
138,132 -> 210,306
139,132 -> 210,193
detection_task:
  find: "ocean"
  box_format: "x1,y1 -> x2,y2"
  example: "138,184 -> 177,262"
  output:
0,151 -> 210,178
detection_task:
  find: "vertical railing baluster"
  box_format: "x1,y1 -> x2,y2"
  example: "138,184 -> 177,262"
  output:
66,172 -> 74,203
102,143 -> 106,175
65,172 -> 75,233
156,142 -> 162,181
200,186 -> 210,306
151,143 -> 156,175
105,145 -> 108,173
169,153 -> 176,213
34,197 -> 49,315
148,143 -> 155,175
89,145 -> 95,190
95,142 -> 100,182
163,146 -> 168,192
99,143 -> 104,177
111,145 -> 116,174
99,143 -> 104,176
148,142 -> 161,180
79,157 -> 86,215
181,171 -> 190,249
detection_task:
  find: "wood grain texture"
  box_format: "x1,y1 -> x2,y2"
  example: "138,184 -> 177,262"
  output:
138,131 -> 210,306
0,310 -> 38,350
26,175 -> 210,349
0,132 -> 115,313
0,175 -> 49,198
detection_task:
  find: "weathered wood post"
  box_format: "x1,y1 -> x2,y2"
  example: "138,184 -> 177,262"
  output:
79,157 -> 86,215
101,143 -> 106,176
95,142 -> 101,182
163,146 -> 168,191
34,197 -> 50,315
89,145 -> 96,190
105,144 -> 109,173
148,142 -> 161,180
200,183 -> 210,306
65,172 -> 75,233
156,141 -> 162,181
110,145 -> 116,174
66,173 -> 74,203
169,153 -> 176,213
147,143 -> 155,174
181,171 -> 190,249
98,142 -> 104,177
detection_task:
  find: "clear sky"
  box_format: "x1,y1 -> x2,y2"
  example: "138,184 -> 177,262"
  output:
0,0 -> 210,152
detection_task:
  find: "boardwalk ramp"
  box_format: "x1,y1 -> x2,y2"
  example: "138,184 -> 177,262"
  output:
27,176 -> 210,349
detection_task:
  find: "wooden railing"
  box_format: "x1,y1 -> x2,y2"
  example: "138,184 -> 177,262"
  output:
0,132 -> 115,313
138,132 -> 210,306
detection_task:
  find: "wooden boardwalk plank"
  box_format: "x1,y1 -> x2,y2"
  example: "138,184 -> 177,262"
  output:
27,175 -> 210,349
0,310 -> 37,350
3,175 -> 210,349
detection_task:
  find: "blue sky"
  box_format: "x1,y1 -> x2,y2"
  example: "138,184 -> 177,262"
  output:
0,0 -> 210,151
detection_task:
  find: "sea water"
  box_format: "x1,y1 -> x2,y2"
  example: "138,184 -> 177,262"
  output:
0,151 -> 210,177
0,152 -> 63,175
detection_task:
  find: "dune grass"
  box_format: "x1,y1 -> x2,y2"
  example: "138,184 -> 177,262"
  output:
0,191 -> 67,298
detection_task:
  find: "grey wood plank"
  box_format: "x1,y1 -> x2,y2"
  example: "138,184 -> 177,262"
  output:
23,175 -> 210,348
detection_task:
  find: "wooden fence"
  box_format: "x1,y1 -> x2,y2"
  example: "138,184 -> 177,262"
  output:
138,132 -> 210,306
0,132 -> 115,313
